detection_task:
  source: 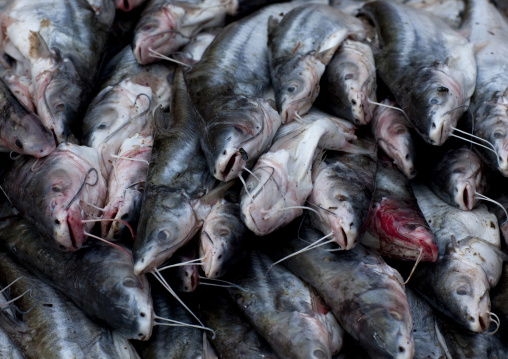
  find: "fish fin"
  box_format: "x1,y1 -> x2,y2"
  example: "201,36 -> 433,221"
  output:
267,15 -> 280,35
450,235 -> 458,249
28,31 -> 56,60
315,47 -> 338,65
172,52 -> 197,66
201,180 -> 235,206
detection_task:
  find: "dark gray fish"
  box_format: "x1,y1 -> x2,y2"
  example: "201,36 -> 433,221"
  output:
186,3 -> 299,181
0,216 -> 154,341
269,4 -> 366,123
229,251 -> 344,359
360,1 -> 476,145
320,39 -> 377,126
307,138 -> 377,250
0,78 -> 55,157
274,226 -> 414,358
0,0 -> 112,143
0,251 -> 140,359
460,0 -> 508,176
133,66 -> 216,275
430,146 -> 487,211
361,158 -> 438,262
197,286 -> 279,359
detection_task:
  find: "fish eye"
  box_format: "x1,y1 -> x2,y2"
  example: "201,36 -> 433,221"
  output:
344,73 -> 355,80
389,310 -> 403,321
218,228 -> 230,237
452,167 -> 465,174
493,131 -> 504,139
287,86 -> 296,93
122,276 -> 139,288
15,139 -> 23,149
55,103 -> 65,112
97,123 -> 107,129
392,125 -> 406,135
52,184 -> 62,192
456,285 -> 470,295
158,229 -> 171,242
430,97 -> 441,105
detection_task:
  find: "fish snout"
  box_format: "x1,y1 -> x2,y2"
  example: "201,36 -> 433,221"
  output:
454,182 -> 476,211
428,118 -> 450,146
53,206 -> 83,251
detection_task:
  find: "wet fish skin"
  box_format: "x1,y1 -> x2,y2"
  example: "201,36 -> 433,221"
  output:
0,251 -> 141,359
275,226 -> 414,359
133,67 -> 216,275
0,216 -> 154,341
361,158 -> 438,261
371,99 -> 416,178
361,1 -> 476,146
430,146 -> 487,211
320,39 -> 376,125
269,4 -> 366,123
308,139 -> 377,250
0,78 -> 56,157
229,251 -> 344,359
2,143 -> 107,251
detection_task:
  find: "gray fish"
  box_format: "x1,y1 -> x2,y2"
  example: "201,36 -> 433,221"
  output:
320,39 -> 377,126
370,99 -> 416,178
430,146 -> 487,211
307,138 -> 377,250
0,0 -> 112,143
460,0 -> 508,175
360,1 -> 476,145
0,251 -> 141,359
0,216 -> 154,341
197,286 -> 279,359
0,78 -> 55,157
411,183 -> 502,333
186,3 -> 299,181
133,66 -> 216,275
274,226 -> 414,358
2,143 -> 107,251
229,251 -> 344,359
269,4 -> 366,123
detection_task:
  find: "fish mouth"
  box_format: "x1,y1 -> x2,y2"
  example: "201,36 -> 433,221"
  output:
455,182 -> 475,211
281,97 -> 312,124
428,117 -> 450,146
217,151 -> 244,182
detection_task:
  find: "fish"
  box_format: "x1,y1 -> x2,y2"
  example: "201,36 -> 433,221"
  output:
0,251 -> 141,359
185,3 -> 300,181
274,225 -> 414,358
200,184 -> 248,279
370,99 -> 416,178
404,0 -> 465,29
2,143 -> 107,251
361,157 -> 438,261
0,215 -> 154,341
0,0 -> 112,143
0,285 -> 24,359
162,240 -> 201,293
410,183 -> 503,333
430,146 -> 487,211
319,39 -> 377,125
229,250 -> 344,359
0,77 -> 55,157
307,137 -> 377,250
197,286 -> 279,359
240,108 -> 358,236
133,66 -> 216,275
269,4 -> 366,123
460,0 -> 508,176
101,133 -> 153,241
132,0 -> 236,64
360,1 -> 477,145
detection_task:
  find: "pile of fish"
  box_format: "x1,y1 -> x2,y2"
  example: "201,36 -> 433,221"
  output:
1,0 -> 508,358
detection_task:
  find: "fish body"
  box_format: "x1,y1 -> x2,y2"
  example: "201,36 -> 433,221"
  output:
275,226 -> 414,358
269,4 -> 366,123
2,143 -> 107,250
240,109 -> 357,236
229,251 -> 344,359
430,146 -> 487,210
461,0 -> 508,175
101,133 -> 153,241
361,1 -> 476,145
0,77 -> 55,157
371,99 -> 416,178
308,139 -> 377,250
0,251 -> 141,359
320,39 -> 377,125
0,287 -> 24,359
133,67 -> 216,275
411,183 -> 502,333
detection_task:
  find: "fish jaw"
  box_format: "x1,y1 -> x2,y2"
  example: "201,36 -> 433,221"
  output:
274,55 -> 325,124
454,181 -> 477,211
206,97 -> 281,182
133,4 -> 185,64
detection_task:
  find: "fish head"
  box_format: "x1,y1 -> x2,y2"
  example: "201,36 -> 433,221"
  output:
434,255 -> 492,333
133,192 -> 198,275
132,4 -> 186,64
36,59 -> 83,143
102,188 -> 144,241
203,96 -> 281,182
282,314 -> 333,359
0,110 -> 56,157
407,64 -> 463,145
273,55 -> 325,123
174,262 -> 200,292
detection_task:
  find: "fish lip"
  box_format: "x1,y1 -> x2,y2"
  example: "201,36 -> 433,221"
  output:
455,182 -> 475,211
216,152 -> 244,182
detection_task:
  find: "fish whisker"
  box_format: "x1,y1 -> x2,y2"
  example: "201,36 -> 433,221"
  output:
404,247 -> 423,285
238,172 -> 254,202
148,48 -> 193,69
81,218 -> 135,240
84,231 -> 133,260
9,151 -> 21,160
366,98 -> 411,123
484,311 -> 500,335
153,314 -> 216,338
198,276 -> 252,293
157,256 -> 207,271
474,192 -> 507,225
